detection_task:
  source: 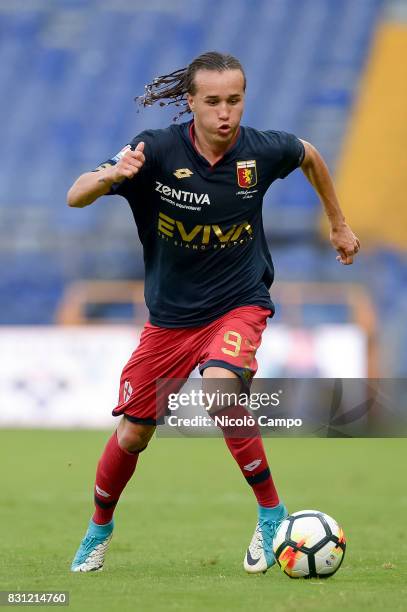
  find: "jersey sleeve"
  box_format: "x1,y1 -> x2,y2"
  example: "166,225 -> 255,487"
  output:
92,130 -> 157,198
266,131 -> 305,179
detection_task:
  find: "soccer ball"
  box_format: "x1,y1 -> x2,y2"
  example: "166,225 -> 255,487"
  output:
273,509 -> 346,578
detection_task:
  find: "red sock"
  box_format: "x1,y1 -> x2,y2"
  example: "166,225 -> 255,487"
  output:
92,430 -> 139,524
224,435 -> 279,507
213,405 -> 280,508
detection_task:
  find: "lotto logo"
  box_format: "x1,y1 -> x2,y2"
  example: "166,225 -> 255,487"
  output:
243,459 -> 262,472
95,485 -> 110,498
173,168 -> 194,179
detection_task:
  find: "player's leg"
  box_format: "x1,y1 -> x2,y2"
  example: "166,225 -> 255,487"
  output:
202,366 -> 287,573
199,306 -> 287,574
71,323 -> 197,572
70,419 -> 155,572
202,366 -> 280,507
92,419 -> 155,525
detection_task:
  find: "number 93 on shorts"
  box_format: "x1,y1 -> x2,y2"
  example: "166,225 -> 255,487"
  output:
112,305 -> 272,424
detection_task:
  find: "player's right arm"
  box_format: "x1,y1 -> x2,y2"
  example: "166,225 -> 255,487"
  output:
67,142 -> 145,208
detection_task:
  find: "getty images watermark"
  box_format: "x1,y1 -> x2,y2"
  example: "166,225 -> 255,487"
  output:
165,388 -> 302,430
156,378 -> 407,438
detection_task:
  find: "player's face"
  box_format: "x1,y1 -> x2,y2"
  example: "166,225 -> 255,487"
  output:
187,69 -> 245,145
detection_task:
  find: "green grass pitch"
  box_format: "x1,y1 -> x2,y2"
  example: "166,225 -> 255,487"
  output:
0,431 -> 406,611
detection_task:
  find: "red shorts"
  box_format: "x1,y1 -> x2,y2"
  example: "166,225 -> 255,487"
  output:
112,305 -> 272,424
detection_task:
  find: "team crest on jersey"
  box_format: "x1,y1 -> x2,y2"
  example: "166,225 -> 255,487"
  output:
173,168 -> 194,179
236,160 -> 257,188
123,380 -> 133,403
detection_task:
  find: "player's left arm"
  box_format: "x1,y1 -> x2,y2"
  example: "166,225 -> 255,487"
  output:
299,139 -> 360,265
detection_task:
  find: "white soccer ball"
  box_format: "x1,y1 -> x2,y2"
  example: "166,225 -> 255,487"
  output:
273,509 -> 346,578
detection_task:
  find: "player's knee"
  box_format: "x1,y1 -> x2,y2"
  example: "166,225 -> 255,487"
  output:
202,367 -> 242,414
117,418 -> 155,453
118,429 -> 153,453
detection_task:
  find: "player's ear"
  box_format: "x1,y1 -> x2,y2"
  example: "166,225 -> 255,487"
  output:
186,93 -> 195,113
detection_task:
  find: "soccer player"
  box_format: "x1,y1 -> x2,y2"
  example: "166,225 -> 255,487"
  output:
68,52 -> 360,574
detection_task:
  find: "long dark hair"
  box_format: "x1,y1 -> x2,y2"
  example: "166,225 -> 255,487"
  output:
135,51 -> 246,120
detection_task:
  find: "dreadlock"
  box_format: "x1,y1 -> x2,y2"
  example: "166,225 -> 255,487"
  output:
135,51 -> 246,121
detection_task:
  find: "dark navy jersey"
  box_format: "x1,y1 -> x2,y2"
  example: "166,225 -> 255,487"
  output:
97,121 -> 305,327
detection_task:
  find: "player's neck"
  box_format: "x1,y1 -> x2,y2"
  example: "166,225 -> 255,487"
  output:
192,122 -> 240,166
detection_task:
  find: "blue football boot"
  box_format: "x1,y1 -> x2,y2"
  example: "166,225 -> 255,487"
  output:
244,503 -> 288,573
71,519 -> 114,572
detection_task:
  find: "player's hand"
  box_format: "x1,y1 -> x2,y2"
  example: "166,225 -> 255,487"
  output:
108,142 -> 146,182
330,222 -> 360,265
